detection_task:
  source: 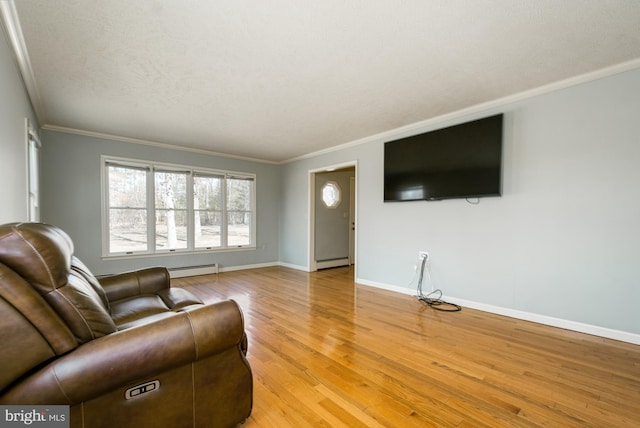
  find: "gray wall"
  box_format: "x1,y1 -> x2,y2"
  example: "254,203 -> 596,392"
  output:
0,25 -> 38,223
280,67 -> 640,338
40,130 -> 280,276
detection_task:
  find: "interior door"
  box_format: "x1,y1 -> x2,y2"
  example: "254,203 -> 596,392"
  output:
314,169 -> 354,269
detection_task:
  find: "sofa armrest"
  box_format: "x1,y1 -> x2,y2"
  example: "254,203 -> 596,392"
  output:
1,300 -> 245,405
99,267 -> 170,302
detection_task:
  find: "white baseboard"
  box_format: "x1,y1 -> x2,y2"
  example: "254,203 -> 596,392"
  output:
356,277 -> 640,345
219,262 -> 279,273
277,261 -> 312,272
356,278 -> 416,296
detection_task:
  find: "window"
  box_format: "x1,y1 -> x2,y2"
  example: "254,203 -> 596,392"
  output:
155,169 -> 188,251
106,163 -> 149,253
103,157 -> 255,256
227,176 -> 253,246
193,173 -> 223,249
26,120 -> 41,221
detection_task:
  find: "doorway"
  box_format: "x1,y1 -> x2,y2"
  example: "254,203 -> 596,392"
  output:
308,162 -> 357,275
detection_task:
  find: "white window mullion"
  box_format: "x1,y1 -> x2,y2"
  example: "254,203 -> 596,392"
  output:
102,160 -> 110,256
187,172 -> 195,250
147,166 -> 156,252
250,179 -> 256,246
221,176 -> 228,248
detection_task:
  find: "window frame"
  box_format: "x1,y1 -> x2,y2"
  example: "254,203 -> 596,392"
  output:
101,156 -> 256,258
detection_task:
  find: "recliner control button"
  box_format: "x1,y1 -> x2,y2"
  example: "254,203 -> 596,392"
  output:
125,380 -> 160,399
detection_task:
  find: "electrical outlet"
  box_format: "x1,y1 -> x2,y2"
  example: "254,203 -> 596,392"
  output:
418,251 -> 429,260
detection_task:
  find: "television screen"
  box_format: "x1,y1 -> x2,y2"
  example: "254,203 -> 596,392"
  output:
384,114 -> 503,202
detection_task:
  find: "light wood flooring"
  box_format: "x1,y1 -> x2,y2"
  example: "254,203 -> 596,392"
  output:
174,266 -> 640,427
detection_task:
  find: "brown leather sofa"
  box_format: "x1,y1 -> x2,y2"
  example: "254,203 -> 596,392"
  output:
0,222 -> 253,428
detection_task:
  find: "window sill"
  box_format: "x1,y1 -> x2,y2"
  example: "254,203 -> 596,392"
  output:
101,246 -> 257,261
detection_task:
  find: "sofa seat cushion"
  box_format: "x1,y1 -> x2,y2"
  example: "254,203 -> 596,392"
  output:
110,289 -> 204,329
115,312 -> 177,330
110,295 -> 170,326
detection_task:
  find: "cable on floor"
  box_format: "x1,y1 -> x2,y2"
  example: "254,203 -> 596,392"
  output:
416,255 -> 461,312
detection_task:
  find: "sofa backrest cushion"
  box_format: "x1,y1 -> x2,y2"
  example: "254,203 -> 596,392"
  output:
71,256 -> 110,311
0,223 -> 116,343
0,222 -> 72,293
0,263 -> 74,391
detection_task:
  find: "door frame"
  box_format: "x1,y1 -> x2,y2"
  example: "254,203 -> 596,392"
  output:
308,161 -> 358,276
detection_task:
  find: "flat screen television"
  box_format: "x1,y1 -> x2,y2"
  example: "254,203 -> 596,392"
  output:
384,114 -> 503,202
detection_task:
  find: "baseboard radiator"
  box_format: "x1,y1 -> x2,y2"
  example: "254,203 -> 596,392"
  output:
168,264 -> 219,279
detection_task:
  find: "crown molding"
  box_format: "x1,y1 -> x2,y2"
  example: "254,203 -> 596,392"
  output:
0,0 -> 45,124
41,124 -> 280,165
283,57 -> 640,164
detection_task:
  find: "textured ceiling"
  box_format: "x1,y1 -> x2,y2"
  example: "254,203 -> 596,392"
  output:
10,0 -> 640,162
